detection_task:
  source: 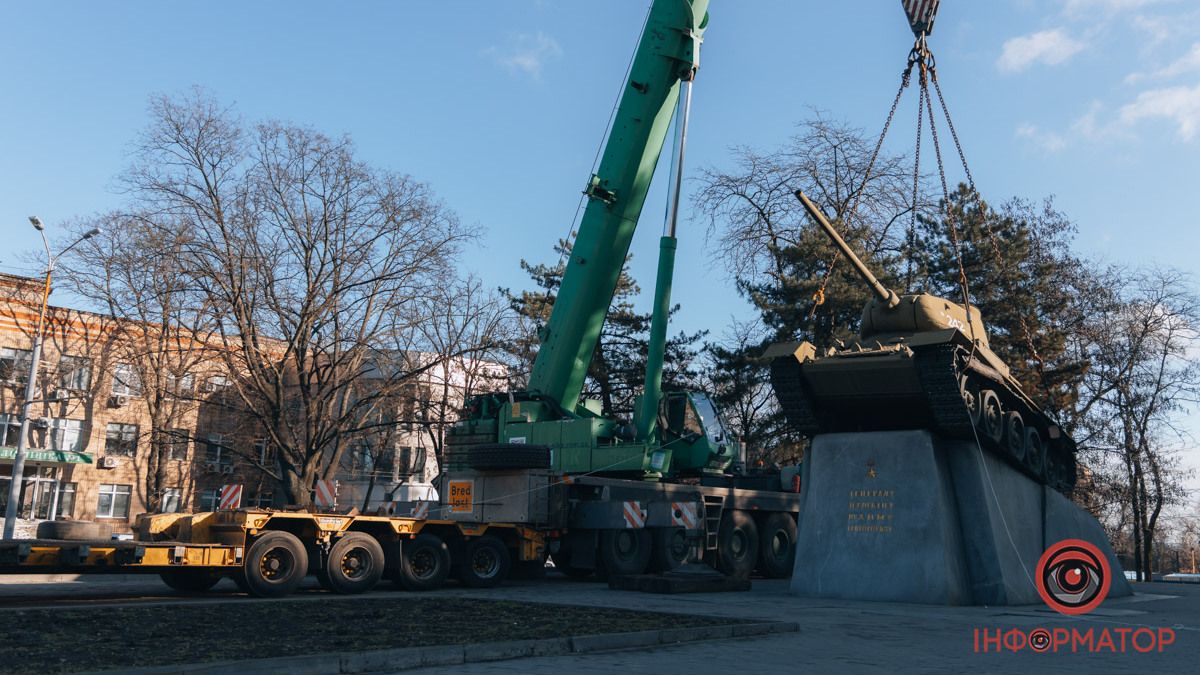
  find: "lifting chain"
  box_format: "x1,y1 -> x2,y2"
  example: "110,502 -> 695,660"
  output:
806,51 -> 919,322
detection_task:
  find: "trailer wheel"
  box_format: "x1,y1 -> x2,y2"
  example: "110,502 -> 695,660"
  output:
456,535 -> 512,588
397,533 -> 451,591
241,531 -> 308,598
467,443 -> 551,471
713,510 -> 758,579
648,527 -> 690,573
598,529 -> 651,577
323,532 -> 385,594
756,513 -> 797,579
159,569 -> 222,594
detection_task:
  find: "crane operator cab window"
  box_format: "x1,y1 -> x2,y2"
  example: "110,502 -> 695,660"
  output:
660,392 -> 728,445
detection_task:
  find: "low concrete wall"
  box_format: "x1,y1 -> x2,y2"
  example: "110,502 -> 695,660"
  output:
791,430 -> 1130,605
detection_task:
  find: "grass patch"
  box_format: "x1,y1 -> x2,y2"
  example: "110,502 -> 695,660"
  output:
0,596 -> 738,673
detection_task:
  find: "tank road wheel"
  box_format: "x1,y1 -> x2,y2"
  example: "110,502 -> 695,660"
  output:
397,533 -> 451,591
756,513 -> 797,579
960,376 -> 982,426
159,569 -> 222,594
242,531 -> 308,598
978,390 -> 1005,444
323,532 -> 385,594
1004,411 -> 1026,462
649,527 -> 690,573
456,535 -> 512,588
714,510 -> 759,579
1024,428 -> 1045,476
598,529 -> 652,577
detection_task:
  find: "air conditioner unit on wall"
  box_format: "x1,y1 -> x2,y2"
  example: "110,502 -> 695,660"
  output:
203,462 -> 219,472
100,456 -> 119,469
31,417 -> 50,429
221,464 -> 235,474
107,395 -> 129,408
52,388 -> 69,401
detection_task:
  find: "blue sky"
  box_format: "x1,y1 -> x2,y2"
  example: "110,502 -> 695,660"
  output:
1,1 -> 1198,470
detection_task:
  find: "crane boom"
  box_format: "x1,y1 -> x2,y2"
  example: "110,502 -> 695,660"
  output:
527,0 -> 709,413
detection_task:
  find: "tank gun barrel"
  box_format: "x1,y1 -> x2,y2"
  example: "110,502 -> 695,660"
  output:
795,190 -> 899,309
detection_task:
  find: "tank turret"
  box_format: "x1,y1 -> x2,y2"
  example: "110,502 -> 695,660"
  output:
764,191 -> 1076,493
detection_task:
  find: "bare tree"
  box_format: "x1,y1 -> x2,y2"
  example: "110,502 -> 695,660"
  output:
1071,267 -> 1199,580
411,275 -> 511,469
122,89 -> 475,506
58,212 -> 215,513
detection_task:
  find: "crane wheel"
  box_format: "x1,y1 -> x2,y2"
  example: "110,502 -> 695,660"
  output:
648,527 -> 690,573
713,510 -> 759,579
978,390 -> 1005,445
242,530 -> 308,598
396,533 -> 451,591
598,529 -> 651,577
323,532 -> 385,594
1004,411 -> 1026,462
756,513 -> 797,579
159,569 -> 222,594
456,535 -> 512,588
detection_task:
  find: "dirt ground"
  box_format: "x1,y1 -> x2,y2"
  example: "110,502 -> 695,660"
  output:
0,595 -> 740,674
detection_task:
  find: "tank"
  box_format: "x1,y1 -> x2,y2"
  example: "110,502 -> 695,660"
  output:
764,191 -> 1076,493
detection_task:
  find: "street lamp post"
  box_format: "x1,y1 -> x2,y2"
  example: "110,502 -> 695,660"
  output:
2,218 -> 101,540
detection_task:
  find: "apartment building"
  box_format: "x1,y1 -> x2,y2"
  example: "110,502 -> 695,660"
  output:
0,273 -> 499,532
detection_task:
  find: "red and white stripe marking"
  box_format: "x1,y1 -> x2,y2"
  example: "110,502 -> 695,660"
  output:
411,501 -> 431,519
622,501 -> 646,529
670,501 -> 700,530
901,0 -> 940,35
314,480 -> 337,510
218,484 -> 243,510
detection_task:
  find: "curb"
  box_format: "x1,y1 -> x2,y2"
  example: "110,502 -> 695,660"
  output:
86,621 -> 799,674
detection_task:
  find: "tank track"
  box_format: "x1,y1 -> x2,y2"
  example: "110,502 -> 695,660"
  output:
769,356 -> 822,436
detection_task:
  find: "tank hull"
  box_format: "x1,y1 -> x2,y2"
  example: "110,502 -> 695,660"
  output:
769,334 -> 1077,494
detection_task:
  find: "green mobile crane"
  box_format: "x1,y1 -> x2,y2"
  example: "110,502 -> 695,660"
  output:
449,0 -> 733,479
440,0 -> 801,581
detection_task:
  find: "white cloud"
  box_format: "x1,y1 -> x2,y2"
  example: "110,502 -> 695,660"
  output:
998,30 -> 1086,73
1118,84 -> 1200,139
1062,0 -> 1175,18
1015,123 -> 1068,152
484,32 -> 562,80
1125,42 -> 1200,83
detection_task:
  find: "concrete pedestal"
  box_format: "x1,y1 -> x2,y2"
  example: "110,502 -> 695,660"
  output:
790,430 -> 1131,605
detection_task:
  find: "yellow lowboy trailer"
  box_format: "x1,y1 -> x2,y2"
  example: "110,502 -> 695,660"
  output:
0,509 -> 546,598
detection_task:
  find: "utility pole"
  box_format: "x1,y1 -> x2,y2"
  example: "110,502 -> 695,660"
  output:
2,218 -> 100,540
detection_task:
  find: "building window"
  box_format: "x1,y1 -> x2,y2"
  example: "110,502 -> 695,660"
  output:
167,372 -> 194,394
111,363 -> 142,397
49,419 -> 84,452
161,487 -> 182,513
249,492 -> 273,509
97,483 -> 132,519
166,429 -> 189,461
57,482 -> 77,519
199,488 -> 220,512
105,423 -> 138,457
0,347 -> 32,385
252,438 -> 275,466
399,446 -> 427,477
204,434 -> 232,468
0,414 -> 23,447
58,356 -> 92,391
